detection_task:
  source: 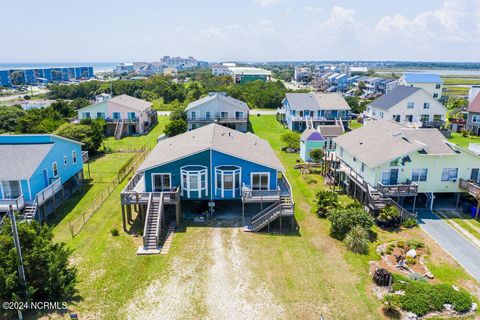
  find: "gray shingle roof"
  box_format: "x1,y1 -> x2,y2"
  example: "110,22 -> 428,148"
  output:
284,93 -> 351,111
318,124 -> 344,137
185,93 -> 249,111
333,120 -> 455,167
369,86 -> 421,110
110,94 -> 152,111
138,124 -> 283,172
0,144 -> 53,180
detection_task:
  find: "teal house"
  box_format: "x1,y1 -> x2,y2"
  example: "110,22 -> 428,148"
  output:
300,123 -> 344,162
0,134 -> 85,220
121,124 -> 295,253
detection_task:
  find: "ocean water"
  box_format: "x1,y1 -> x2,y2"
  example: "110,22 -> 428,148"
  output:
0,62 -> 118,74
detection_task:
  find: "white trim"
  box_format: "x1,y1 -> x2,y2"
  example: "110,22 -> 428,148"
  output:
151,173 -> 172,192
180,165 -> 208,198
0,180 -> 23,199
215,165 -> 241,198
250,172 -> 270,191
27,180 -> 32,201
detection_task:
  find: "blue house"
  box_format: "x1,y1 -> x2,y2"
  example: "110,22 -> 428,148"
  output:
278,92 -> 351,132
300,122 -> 344,162
0,134 -> 85,220
121,124 -> 294,253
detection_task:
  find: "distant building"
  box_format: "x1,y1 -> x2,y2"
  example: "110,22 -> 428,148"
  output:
349,66 -> 368,73
160,56 -> 198,69
228,67 -> 272,84
163,67 -> 178,77
399,73 -> 443,99
0,66 -> 94,86
113,63 -> 135,75
211,64 -> 230,76
294,67 -> 312,83
364,86 -> 447,127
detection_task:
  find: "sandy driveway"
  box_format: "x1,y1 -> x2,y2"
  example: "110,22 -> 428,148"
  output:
124,226 -> 284,320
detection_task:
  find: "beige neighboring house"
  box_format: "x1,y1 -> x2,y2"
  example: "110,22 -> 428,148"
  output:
77,94 -> 157,139
364,86 -> 447,128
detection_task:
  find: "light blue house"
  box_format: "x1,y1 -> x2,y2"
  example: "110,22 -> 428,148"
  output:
0,134 -> 85,220
278,92 -> 351,132
121,124 -> 294,253
300,122 -> 344,162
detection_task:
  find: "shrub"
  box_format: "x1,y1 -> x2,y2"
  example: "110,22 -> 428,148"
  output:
451,289 -> 473,313
397,240 -> 405,248
400,282 -> 432,316
383,294 -> 401,315
406,256 -> 417,266
344,226 -> 369,254
373,268 -> 392,286
402,217 -> 418,228
280,131 -> 300,149
377,205 -> 400,228
110,228 -> 120,236
407,239 -> 425,249
314,190 -> 339,218
164,119 -> 187,136
309,148 -> 324,163
407,273 -> 426,282
328,207 -> 374,240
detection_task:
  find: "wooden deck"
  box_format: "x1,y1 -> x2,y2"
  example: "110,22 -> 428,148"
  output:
377,183 -> 418,197
459,178 -> 480,199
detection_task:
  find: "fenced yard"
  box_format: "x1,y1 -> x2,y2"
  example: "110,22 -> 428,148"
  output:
43,115 -> 479,320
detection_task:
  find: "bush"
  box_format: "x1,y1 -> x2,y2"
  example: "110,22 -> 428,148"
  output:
406,256 -> 417,266
407,239 -> 424,249
377,205 -> 400,228
451,289 -> 473,312
344,226 -> 369,254
397,240 -> 405,248
314,190 -> 339,218
164,118 -> 187,136
373,268 -> 392,286
110,228 -> 119,236
309,148 -> 324,163
400,287 -> 431,316
402,217 -> 418,228
328,207 -> 374,240
280,131 -> 300,150
407,273 -> 425,282
383,294 -> 401,316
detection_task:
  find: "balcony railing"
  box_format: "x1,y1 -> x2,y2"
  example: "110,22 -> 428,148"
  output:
120,172 -> 180,205
0,195 -> 25,212
459,178 -> 480,198
290,115 -> 347,122
36,178 -> 62,206
377,182 -> 418,197
105,117 -> 139,123
241,186 -> 281,202
82,151 -> 89,163
187,117 -> 248,123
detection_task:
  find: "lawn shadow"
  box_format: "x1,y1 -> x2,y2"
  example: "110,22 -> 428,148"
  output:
46,183 -> 94,227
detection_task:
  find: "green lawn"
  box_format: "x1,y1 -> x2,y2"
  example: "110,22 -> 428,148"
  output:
349,120 -> 363,130
444,85 -> 470,96
102,116 -> 169,151
45,115 -> 478,319
442,78 -> 480,85
448,132 -> 480,148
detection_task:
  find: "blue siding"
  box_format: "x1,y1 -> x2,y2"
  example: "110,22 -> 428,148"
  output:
143,149 -> 279,201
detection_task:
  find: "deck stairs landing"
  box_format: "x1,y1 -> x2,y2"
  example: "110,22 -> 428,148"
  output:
114,119 -> 124,140
246,196 -> 294,232
21,203 -> 37,221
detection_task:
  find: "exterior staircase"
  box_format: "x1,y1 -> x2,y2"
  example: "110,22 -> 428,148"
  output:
248,198 -> 294,232
21,203 -> 37,221
137,193 -> 164,255
306,117 -> 314,129
114,119 -> 124,140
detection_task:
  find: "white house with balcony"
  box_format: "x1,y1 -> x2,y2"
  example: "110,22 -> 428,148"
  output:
332,120 -> 480,212
399,73 -> 443,99
77,94 -> 158,139
364,86 -> 447,128
185,92 -> 250,132
278,92 -> 351,132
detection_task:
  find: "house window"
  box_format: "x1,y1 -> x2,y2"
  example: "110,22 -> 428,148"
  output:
152,173 -> 171,192
381,169 -> 399,185
215,165 -> 241,197
420,115 -> 430,122
360,162 -> 365,174
52,162 -> 58,178
433,93 -> 438,98
423,103 -> 430,109
435,84 -> 441,89
64,155 -> 68,166
205,111 -> 211,120
339,147 -> 344,157
379,112 -> 384,118
472,115 -> 480,123
127,112 -> 136,120
113,112 -> 121,120
72,150 -> 77,164
407,102 -> 415,109
97,112 -> 106,119
1,181 -> 21,199
251,173 -> 269,190
82,112 -> 91,119
441,168 -> 458,182
191,111 -> 196,119
220,111 -> 228,119
412,168 -> 428,182
235,111 -> 244,119
181,166 -> 208,198
471,168 -> 480,183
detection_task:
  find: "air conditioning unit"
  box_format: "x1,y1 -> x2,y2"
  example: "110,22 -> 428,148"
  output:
450,178 -> 457,182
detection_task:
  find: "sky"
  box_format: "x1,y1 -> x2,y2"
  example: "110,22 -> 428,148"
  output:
1,0 -> 479,62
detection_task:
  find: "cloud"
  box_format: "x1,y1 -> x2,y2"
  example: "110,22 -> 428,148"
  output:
305,5 -> 323,13
253,0 -> 283,7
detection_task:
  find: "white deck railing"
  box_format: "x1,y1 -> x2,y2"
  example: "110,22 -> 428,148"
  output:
35,178 -> 62,206
0,195 -> 25,211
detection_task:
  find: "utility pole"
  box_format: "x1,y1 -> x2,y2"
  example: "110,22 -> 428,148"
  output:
8,205 -> 27,320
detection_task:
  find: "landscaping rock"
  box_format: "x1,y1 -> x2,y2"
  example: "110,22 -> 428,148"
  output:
394,290 -> 405,295
452,285 -> 460,291
443,304 -> 453,311
424,271 -> 434,279
403,312 -> 418,320
471,302 -> 477,312
406,249 -> 416,258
